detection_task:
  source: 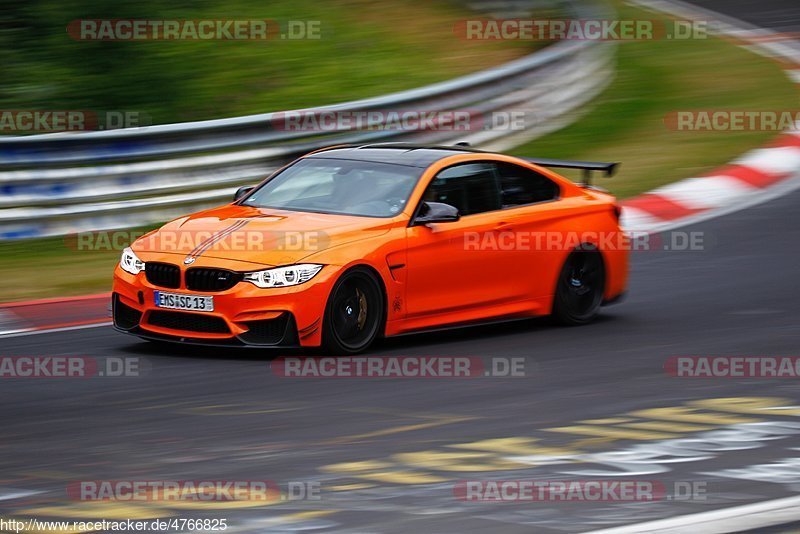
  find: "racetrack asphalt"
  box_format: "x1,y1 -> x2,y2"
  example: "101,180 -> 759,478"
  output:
688,0 -> 800,33
1,178 -> 799,533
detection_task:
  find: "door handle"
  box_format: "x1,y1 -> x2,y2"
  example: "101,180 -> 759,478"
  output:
493,222 -> 513,232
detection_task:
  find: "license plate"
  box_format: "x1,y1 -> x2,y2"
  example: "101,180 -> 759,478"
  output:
154,291 -> 214,312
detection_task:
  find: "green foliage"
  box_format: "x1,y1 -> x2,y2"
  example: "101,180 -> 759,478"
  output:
0,0 -> 532,124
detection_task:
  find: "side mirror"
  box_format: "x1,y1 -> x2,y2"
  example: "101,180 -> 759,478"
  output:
234,185 -> 255,202
415,201 -> 460,225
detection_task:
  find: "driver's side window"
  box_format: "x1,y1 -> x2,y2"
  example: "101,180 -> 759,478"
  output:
424,162 -> 501,216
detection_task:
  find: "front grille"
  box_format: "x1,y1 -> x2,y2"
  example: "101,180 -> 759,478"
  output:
112,294 -> 142,330
147,310 -> 230,334
145,262 -> 180,289
186,268 -> 242,292
238,313 -> 295,345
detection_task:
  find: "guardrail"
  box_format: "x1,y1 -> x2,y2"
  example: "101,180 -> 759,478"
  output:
0,1 -> 615,239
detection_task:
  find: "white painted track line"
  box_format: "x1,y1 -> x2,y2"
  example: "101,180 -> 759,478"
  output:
0,321 -> 112,339
585,494 -> 800,534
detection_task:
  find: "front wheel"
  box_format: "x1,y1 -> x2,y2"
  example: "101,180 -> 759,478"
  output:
552,247 -> 605,325
322,268 -> 385,354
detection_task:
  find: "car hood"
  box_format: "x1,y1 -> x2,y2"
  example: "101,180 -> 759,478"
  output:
132,204 -> 393,267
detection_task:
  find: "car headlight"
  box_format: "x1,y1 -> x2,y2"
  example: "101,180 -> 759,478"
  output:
243,264 -> 323,288
120,247 -> 145,275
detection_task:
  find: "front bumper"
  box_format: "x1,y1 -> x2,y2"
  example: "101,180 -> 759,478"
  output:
112,262 -> 336,348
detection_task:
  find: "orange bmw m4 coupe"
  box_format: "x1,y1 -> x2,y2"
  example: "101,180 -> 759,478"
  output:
112,143 -> 628,353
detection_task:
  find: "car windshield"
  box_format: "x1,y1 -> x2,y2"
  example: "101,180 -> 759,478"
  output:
242,158 -> 422,217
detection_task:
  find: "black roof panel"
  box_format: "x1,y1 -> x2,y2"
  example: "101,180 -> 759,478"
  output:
304,143 -> 486,168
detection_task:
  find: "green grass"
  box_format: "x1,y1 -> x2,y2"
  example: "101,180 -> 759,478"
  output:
1,0 -> 537,125
512,3 -> 799,198
0,230 -> 157,302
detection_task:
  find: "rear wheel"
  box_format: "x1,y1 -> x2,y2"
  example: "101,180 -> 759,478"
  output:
552,246 -> 605,325
322,267 -> 384,354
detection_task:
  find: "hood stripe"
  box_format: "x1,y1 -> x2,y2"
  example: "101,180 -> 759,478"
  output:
192,220 -> 249,258
186,220 -> 250,261
187,220 -> 245,257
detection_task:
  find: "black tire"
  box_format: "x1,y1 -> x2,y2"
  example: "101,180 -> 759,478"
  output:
552,246 -> 605,325
322,267 -> 385,354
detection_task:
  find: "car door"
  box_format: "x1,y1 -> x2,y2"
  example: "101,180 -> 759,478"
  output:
494,161 -> 568,300
404,161 -> 517,318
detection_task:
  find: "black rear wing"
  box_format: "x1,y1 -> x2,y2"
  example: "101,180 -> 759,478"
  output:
518,157 -> 619,186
